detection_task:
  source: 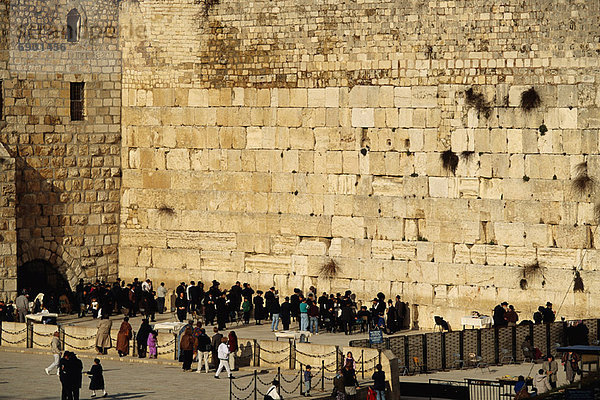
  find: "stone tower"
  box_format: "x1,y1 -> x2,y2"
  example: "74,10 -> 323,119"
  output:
0,0 -> 121,299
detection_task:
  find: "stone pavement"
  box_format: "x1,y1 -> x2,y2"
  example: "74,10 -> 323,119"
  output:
0,348 -> 578,400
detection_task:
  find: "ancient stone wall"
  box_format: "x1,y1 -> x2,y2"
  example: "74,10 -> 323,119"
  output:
119,0 -> 600,328
0,0 -> 121,298
0,145 -> 17,299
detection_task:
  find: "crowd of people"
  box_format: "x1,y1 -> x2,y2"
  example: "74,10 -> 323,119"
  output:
492,301 -> 557,327
161,280 -> 411,335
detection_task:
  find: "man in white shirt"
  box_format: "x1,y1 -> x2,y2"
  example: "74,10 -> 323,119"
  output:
156,282 -> 167,314
44,331 -> 62,375
214,337 -> 233,379
142,279 -> 152,292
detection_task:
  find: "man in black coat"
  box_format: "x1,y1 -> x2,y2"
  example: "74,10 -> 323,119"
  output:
137,319 -> 152,358
215,293 -> 228,330
493,302 -> 508,326
280,297 -> 291,330
264,287 -> 276,321
290,289 -> 300,322
188,281 -> 199,316
542,302 -> 556,324
229,281 -> 243,314
60,351 -> 83,400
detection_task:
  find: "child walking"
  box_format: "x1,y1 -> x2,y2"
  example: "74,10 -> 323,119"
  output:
147,330 -> 158,359
303,364 -> 313,397
87,358 -> 107,398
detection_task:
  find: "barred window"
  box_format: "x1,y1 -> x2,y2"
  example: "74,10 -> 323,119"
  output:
70,82 -> 84,121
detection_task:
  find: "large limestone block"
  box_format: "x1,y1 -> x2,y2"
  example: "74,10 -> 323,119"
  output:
394,87 -> 411,107
245,254 -> 291,274
493,222 -> 525,246
332,216 -> 365,239
558,108 -> 578,129
537,247 -> 580,268
392,241 -> 416,261
412,86 -> 438,108
351,108 -> 375,127
152,248 -> 201,270
505,246 -> 537,267
166,231 -> 236,251
372,240 -> 393,259
296,238 -> 328,256
120,230 -> 167,248
375,218 -> 404,241
188,89 -> 209,107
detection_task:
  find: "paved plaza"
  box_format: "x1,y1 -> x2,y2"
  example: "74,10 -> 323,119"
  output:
0,346 -> 577,399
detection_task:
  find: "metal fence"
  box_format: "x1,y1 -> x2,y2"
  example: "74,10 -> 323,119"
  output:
350,319 -> 600,373
229,366 -> 336,400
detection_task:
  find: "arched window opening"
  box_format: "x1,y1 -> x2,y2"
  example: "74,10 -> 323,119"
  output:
66,9 -> 81,43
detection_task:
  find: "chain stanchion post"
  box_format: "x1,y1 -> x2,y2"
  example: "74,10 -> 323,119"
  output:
277,366 -> 281,385
173,333 -> 178,361
361,349 -> 365,379
26,321 -> 33,349
254,340 -> 259,367
378,349 -> 382,368
0,320 -> 2,346
253,370 -> 257,400
321,359 -> 325,392
300,363 -> 303,396
229,372 -> 232,400
289,339 -> 293,370
133,331 -> 137,357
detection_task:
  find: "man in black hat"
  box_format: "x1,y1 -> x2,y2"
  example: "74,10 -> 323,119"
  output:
493,302 -> 508,326
265,287 -> 276,321
209,280 -> 221,298
542,302 -> 555,323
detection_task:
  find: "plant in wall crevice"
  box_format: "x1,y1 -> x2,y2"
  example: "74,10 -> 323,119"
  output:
520,87 -> 541,112
461,151 -> 475,162
572,161 -> 594,195
464,87 -> 492,119
441,149 -> 459,175
319,259 -> 340,279
158,205 -> 176,216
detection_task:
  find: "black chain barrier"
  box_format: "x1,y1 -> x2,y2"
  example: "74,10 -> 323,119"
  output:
1,327 -> 27,335
156,338 -> 176,348
0,337 -> 27,345
259,355 -> 289,365
62,332 -> 97,341
33,331 -> 54,337
256,345 -> 288,354
294,348 -> 338,358
32,340 -> 51,348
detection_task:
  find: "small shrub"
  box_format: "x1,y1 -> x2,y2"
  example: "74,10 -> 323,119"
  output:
572,161 -> 594,195
538,124 -> 548,135
523,175 -> 530,182
441,149 -> 459,175
319,259 -> 340,279
417,236 -> 428,242
520,87 -> 541,112
461,151 -> 475,162
465,87 -> 492,119
522,261 -> 544,279
158,205 -> 175,216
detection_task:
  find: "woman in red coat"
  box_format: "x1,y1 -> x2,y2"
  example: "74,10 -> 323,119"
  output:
116,317 -> 132,357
